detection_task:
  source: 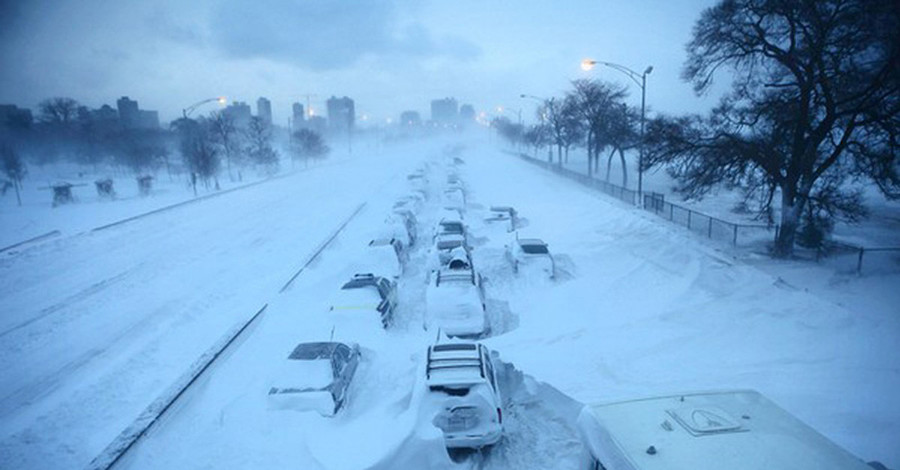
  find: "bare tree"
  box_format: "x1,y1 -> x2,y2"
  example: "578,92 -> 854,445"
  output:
1,145 -> 27,206
290,129 -> 329,168
646,0 -> 900,257
174,117 -> 220,195
245,117 -> 279,175
597,103 -> 640,187
209,111 -> 242,181
38,97 -> 80,126
569,79 -> 628,176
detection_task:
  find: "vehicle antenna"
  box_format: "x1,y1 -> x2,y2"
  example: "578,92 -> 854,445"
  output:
330,325 -> 335,341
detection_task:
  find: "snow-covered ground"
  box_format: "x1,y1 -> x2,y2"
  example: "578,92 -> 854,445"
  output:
530,146 -> 900,252
1,134 -> 897,469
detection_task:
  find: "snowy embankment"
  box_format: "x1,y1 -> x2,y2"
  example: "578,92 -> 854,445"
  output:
463,143 -> 900,468
540,147 -> 900,254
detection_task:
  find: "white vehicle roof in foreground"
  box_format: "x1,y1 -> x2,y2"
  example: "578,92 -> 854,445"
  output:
578,390 -> 871,470
426,343 -> 484,386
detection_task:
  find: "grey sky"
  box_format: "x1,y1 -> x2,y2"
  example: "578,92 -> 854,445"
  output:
0,0 -> 724,125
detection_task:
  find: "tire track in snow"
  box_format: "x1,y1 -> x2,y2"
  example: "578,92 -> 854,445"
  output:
0,268 -> 137,339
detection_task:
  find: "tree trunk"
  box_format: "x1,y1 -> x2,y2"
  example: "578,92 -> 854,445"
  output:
557,144 -> 563,167
618,148 -> 628,187
14,180 -> 21,206
773,186 -> 807,258
605,149 -> 615,182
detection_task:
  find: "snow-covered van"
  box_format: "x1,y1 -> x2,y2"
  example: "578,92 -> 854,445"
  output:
577,390 -> 875,470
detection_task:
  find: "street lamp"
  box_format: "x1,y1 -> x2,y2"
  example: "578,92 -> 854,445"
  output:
182,96 -> 226,119
581,59 -> 653,205
495,105 -> 522,126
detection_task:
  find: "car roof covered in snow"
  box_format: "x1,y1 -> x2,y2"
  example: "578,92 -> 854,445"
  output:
426,343 -> 485,385
577,390 -> 872,470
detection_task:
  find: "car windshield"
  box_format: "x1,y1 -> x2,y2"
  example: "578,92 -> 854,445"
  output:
520,243 -> 548,254
440,222 -> 464,234
288,342 -> 338,360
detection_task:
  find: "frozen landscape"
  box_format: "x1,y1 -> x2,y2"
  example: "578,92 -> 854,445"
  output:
1,135 -> 897,469
2,1 -> 899,469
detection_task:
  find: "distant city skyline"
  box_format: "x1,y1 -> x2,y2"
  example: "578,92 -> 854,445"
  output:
0,0 -> 726,125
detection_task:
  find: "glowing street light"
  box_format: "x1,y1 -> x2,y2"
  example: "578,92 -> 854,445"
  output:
581,58 -> 653,205
183,96 -> 226,118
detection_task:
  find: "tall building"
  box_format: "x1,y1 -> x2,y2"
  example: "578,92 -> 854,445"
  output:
400,110 -> 421,126
326,96 -> 355,132
0,104 -> 33,130
291,102 -> 305,131
257,97 -> 272,126
223,101 -> 252,128
116,96 -> 140,128
431,98 -> 458,124
116,96 -> 159,129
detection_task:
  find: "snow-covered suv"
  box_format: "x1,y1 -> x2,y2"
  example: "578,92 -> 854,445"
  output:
506,237 -> 555,279
426,343 -> 503,449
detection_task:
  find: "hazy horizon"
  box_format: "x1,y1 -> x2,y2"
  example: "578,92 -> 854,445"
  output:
0,0 -> 724,125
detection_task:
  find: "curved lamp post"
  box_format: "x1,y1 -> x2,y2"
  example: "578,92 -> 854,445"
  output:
182,96 -> 227,119
581,59 -> 652,205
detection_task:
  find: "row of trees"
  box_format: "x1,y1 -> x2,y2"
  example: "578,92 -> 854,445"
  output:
495,0 -> 899,258
1,96 -> 332,203
493,79 -> 641,188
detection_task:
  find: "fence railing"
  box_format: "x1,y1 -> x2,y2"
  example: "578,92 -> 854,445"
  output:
514,152 -> 637,205
512,151 -> 899,273
820,241 -> 900,275
643,192 -> 773,247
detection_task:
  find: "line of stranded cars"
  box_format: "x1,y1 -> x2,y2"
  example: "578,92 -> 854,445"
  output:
268,162 -> 880,469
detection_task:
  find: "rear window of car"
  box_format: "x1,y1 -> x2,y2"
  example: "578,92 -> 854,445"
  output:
440,222 -> 464,234
521,243 -> 549,254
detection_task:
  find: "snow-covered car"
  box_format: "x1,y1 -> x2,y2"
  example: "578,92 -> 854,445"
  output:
506,237 -> 555,279
268,341 -> 361,417
425,268 -> 487,338
576,390 -> 876,470
387,209 -> 418,247
329,273 -> 397,328
443,187 -> 466,211
426,343 -> 503,449
362,238 -> 404,279
485,206 -> 518,232
433,217 -> 468,262
445,246 -> 472,271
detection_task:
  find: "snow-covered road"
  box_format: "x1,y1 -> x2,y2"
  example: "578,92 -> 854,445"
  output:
2,135 -> 897,469
0,143 -> 426,469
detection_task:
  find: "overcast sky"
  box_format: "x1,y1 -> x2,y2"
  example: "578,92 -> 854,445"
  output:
0,0 -> 724,126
